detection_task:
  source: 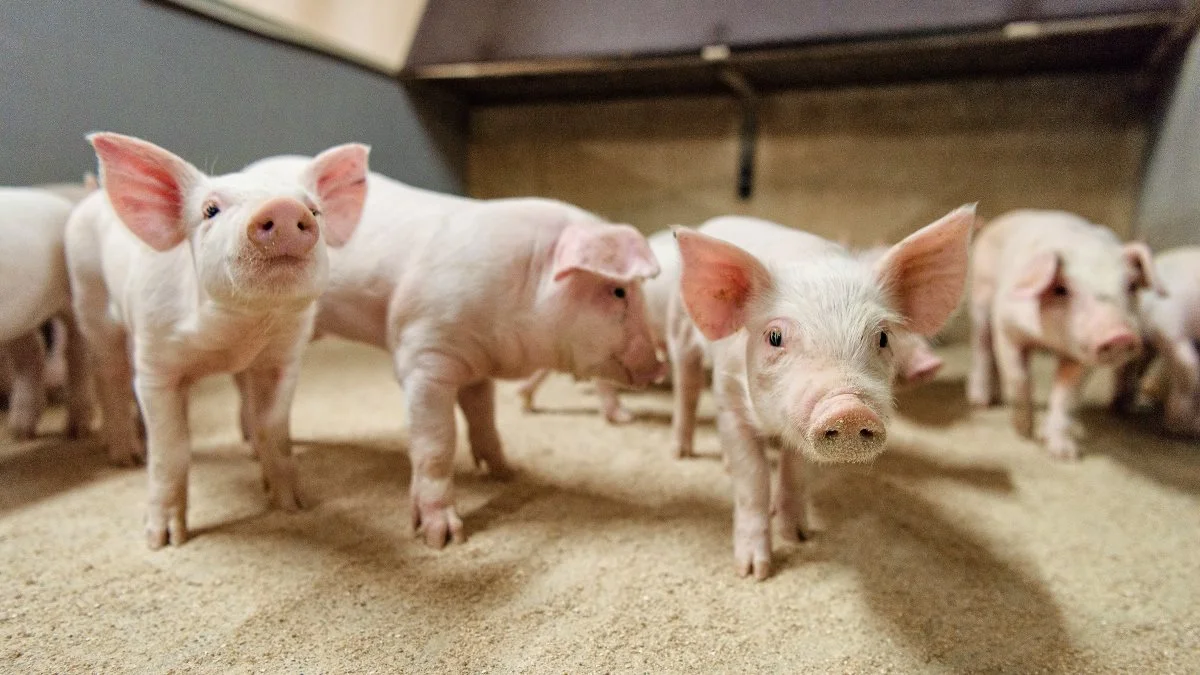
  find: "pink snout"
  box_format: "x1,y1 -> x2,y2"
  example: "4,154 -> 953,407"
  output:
246,197 -> 319,259
1091,330 -> 1140,365
808,394 -> 887,462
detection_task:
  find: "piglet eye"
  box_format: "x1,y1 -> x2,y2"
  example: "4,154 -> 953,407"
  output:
613,287 -> 626,299
768,328 -> 783,348
1052,284 -> 1069,297
879,331 -> 889,349
310,207 -> 321,217
202,203 -> 220,219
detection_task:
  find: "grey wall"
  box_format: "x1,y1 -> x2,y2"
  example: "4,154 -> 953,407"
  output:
409,0 -> 1182,66
1137,31 -> 1200,251
0,1 -> 464,191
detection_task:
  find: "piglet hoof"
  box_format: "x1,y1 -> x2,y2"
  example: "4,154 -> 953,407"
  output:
604,406 -> 635,425
471,447 -> 514,481
734,540 -> 772,581
145,507 -> 188,549
412,504 -> 465,549
265,477 -> 304,512
1043,434 -> 1079,462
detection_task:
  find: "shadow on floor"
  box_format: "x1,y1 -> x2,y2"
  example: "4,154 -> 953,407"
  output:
894,377 -> 973,426
1077,408 -> 1200,495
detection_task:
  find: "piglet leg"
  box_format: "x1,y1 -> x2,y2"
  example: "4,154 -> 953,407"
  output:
595,380 -> 632,424
135,377 -> 190,548
1041,359 -> 1086,460
967,297 -> 999,407
60,314 -> 93,439
458,379 -> 513,479
515,369 -> 548,412
772,448 -> 811,543
719,405 -> 772,580
995,331 -> 1034,440
5,332 -> 46,439
241,363 -> 304,510
1163,339 -> 1200,437
670,345 -> 705,458
404,362 -> 465,548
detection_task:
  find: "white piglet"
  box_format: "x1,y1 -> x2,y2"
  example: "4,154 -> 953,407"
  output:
66,133 -> 368,548
0,188 -> 92,438
968,210 -> 1161,459
516,228 -> 680,424
1113,246 -> 1200,436
242,159 -> 664,548
672,207 -> 975,579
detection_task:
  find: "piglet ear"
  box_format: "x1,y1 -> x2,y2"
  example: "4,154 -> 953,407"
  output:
304,143 -> 369,248
874,204 -> 976,337
675,228 -> 772,341
1122,241 -> 1166,296
552,223 -> 660,282
1011,251 -> 1062,299
88,132 -> 203,251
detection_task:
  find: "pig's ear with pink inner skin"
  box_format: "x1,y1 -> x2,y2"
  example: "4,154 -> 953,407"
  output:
1122,241 -> 1167,296
674,228 -> 772,341
1011,251 -> 1062,299
88,132 -> 204,252
304,143 -> 370,248
874,204 -> 976,337
552,223 -> 660,282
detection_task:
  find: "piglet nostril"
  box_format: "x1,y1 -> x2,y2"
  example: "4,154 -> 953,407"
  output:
262,220 -> 274,232
824,429 -> 838,439
860,428 -> 875,439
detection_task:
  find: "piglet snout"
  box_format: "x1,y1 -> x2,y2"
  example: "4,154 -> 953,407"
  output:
247,197 -> 319,259
1092,330 -> 1140,365
809,394 -> 887,462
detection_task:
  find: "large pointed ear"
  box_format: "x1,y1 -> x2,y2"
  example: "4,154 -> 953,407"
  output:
552,223 -> 660,282
874,204 -> 976,337
1011,251 -> 1062,299
88,132 -> 203,251
1122,241 -> 1166,296
674,228 -> 772,341
304,143 -> 369,247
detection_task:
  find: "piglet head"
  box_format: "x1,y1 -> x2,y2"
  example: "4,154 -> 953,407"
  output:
548,221 -> 665,387
676,205 -> 974,464
89,132 -> 368,309
1010,238 -> 1161,367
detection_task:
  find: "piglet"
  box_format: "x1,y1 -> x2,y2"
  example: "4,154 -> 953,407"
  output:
516,227 -> 679,424
242,158 -> 664,548
66,133 -> 368,548
967,210 -> 1161,460
0,187 -> 93,438
1112,246 -> 1199,436
673,207 -> 975,579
